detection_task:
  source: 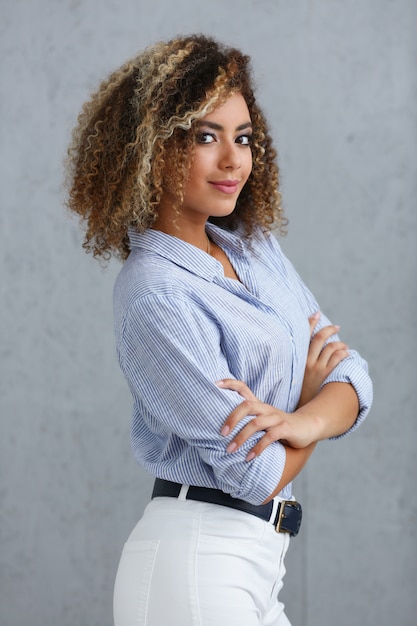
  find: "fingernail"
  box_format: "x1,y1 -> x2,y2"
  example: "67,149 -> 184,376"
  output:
246,452 -> 256,462
221,425 -> 230,437
215,380 -> 224,387
334,325 -> 340,331
313,311 -> 320,319
226,442 -> 237,454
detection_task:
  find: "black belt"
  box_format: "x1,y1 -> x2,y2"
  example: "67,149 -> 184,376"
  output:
151,479 -> 302,537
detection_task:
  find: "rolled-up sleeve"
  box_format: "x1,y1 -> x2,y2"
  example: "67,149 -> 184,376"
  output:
322,349 -> 373,437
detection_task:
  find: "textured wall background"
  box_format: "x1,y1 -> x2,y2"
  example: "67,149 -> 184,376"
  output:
1,1 -> 416,625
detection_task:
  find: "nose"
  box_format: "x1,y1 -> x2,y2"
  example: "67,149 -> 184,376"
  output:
219,141 -> 241,170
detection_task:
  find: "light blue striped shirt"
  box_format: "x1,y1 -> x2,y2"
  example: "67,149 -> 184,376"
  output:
113,223 -> 372,505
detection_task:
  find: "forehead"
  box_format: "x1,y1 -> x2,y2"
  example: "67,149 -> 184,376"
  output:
201,92 -> 251,124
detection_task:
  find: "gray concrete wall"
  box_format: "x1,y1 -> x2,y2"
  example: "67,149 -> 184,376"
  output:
1,1 -> 415,624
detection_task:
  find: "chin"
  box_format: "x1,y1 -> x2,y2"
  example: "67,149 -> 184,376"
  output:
210,205 -> 238,219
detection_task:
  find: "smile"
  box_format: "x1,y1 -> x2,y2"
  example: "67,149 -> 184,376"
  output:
209,180 -> 240,194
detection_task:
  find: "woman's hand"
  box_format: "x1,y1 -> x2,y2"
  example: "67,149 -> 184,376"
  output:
298,312 -> 349,407
217,313 -> 350,461
217,379 -> 320,461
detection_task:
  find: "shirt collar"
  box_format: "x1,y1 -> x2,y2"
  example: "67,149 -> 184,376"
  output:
128,224 -> 246,281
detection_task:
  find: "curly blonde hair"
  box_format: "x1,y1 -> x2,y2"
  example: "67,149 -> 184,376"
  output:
65,34 -> 286,261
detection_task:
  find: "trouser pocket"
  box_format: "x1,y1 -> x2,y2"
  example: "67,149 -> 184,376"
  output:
113,539 -> 160,626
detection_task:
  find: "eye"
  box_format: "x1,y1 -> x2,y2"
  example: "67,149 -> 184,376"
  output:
236,134 -> 253,146
196,132 -> 216,144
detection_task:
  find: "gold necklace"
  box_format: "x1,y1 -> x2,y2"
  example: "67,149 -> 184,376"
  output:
206,235 -> 211,255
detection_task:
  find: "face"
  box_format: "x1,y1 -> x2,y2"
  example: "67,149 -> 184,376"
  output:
161,92 -> 253,228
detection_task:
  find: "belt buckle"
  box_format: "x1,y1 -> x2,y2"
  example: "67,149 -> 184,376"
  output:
275,500 -> 300,535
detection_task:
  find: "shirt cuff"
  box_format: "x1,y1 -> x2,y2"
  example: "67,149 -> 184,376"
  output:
322,351 -> 373,439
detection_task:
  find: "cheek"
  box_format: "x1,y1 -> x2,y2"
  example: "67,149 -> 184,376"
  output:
189,150 -> 210,175
181,168 -> 205,202
244,153 -> 253,181
185,156 -> 209,189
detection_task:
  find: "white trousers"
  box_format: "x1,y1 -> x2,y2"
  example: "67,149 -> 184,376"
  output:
113,496 -> 292,626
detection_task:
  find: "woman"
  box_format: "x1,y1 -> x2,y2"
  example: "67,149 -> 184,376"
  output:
66,34 -> 372,626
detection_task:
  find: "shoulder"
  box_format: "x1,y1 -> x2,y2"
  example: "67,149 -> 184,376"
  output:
115,249 -> 170,296
113,249 -> 190,323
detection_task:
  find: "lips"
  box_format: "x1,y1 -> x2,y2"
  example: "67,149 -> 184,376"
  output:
209,180 -> 240,194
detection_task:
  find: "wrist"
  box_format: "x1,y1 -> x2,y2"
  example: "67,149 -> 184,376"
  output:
294,406 -> 326,443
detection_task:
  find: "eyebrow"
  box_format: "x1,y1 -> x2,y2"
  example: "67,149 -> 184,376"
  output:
196,121 -> 253,132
